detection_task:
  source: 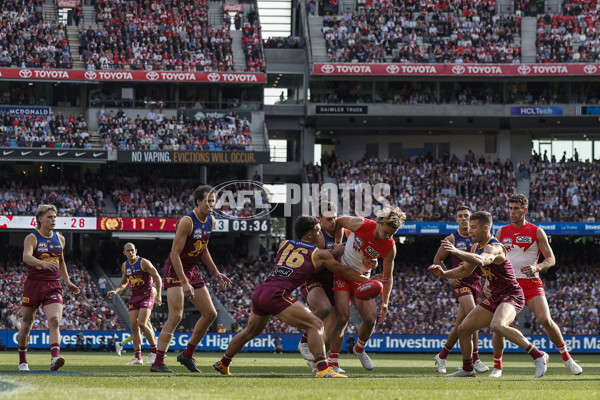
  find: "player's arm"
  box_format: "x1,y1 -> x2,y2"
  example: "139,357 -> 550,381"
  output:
200,248 -> 232,288
495,227 -> 502,240
22,233 -> 58,271
57,234 -> 80,294
170,216 -> 194,297
432,234 -> 453,270
336,216 -> 365,232
315,249 -> 369,283
443,238 -> 505,268
107,263 -> 129,298
141,259 -> 163,305
379,244 -> 396,322
525,228 -> 556,275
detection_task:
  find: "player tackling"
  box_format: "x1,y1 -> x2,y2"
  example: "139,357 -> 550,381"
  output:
429,211 -> 548,378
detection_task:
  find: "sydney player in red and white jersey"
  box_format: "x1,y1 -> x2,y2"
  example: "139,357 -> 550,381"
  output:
329,207 -> 405,372
429,211 -> 548,378
491,193 -> 583,377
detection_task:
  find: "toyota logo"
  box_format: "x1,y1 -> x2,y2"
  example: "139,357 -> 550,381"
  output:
584,65 -> 597,74
146,72 -> 159,81
19,69 -> 32,78
452,65 -> 465,75
518,66 -> 531,75
84,71 -> 97,80
207,73 -> 220,81
386,64 -> 400,74
321,64 -> 335,74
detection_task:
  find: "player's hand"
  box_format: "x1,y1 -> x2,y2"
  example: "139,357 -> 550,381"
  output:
440,239 -> 457,254
362,257 -> 377,270
183,282 -> 194,299
370,273 -> 384,282
428,264 -> 444,277
41,261 -> 59,271
449,278 -> 461,287
216,272 -> 232,288
67,282 -> 80,294
107,290 -> 116,298
330,243 -> 345,259
483,281 -> 492,298
521,264 -> 538,277
378,303 -> 388,323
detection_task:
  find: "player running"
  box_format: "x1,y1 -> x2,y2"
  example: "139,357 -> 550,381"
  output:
490,194 -> 583,377
108,242 -> 162,365
432,206 -> 488,373
213,215 -> 373,378
17,204 -> 80,372
429,211 -> 548,378
329,207 -> 405,371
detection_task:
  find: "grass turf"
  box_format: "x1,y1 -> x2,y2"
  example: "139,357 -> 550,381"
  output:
0,352 -> 598,399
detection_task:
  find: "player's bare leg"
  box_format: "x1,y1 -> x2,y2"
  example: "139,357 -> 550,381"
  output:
490,333 -> 506,377
44,303 -> 65,371
300,288 -> 333,362
17,307 -> 36,371
528,295 -> 582,375
436,296 -> 472,372
175,287 -> 216,372
126,309 -> 144,365
490,303 -> 548,378
151,287 -> 184,372
136,308 -> 157,364
447,306 -> 493,377
352,297 -> 377,370
329,290 -> 351,371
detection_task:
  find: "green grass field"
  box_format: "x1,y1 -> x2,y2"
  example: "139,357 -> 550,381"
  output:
0,352 -> 598,400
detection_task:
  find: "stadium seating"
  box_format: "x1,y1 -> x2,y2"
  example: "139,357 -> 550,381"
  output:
0,0 -> 72,69
322,0 -> 521,63
0,112 -> 90,149
82,0 -> 233,71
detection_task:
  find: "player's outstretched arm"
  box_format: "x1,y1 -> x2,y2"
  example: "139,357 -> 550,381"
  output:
441,238 -> 505,268
379,245 -> 396,322
316,249 -> 369,283
432,234 -> 453,270
107,263 -> 129,298
429,262 -> 476,279
336,216 -> 365,232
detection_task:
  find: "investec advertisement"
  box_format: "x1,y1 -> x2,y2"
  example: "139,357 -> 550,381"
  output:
1,332 -> 599,353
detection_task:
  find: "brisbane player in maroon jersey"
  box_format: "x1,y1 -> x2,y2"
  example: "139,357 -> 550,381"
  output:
429,211 -> 548,378
18,204 -> 80,372
108,242 -> 162,366
213,215 -> 373,378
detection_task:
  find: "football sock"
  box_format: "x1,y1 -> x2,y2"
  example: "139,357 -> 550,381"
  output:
472,347 -> 480,362
493,353 -> 503,370
315,356 -> 328,372
556,342 -> 571,362
328,350 -> 340,366
220,353 -> 234,367
135,349 -> 142,360
50,343 -> 60,358
150,344 -> 157,354
154,350 -> 166,366
183,343 -> 196,359
18,346 -> 27,364
439,345 -> 451,359
526,343 -> 544,360
462,359 -> 474,372
355,336 -> 368,353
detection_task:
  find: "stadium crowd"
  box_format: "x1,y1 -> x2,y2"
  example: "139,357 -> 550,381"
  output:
309,152 -> 516,221
241,11 -> 265,72
536,1 -> 600,63
263,37 -> 306,49
322,0 -> 521,63
99,108 -> 252,151
81,0 -> 233,71
0,0 -> 72,69
0,261 -> 122,331
0,112 -> 90,149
